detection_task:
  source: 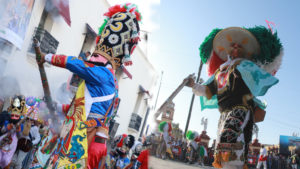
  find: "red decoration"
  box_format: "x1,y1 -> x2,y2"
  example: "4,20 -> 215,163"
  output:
117,134 -> 128,148
95,36 -> 100,44
207,51 -> 225,76
104,5 -> 127,18
51,55 -> 67,68
135,11 -> 141,21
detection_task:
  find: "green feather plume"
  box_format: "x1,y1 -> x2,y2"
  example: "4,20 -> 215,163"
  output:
98,19 -> 108,35
199,28 -> 222,63
158,121 -> 167,132
246,26 -> 282,64
186,130 -> 195,140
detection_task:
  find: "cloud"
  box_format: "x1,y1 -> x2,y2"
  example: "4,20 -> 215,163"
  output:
107,0 -> 160,32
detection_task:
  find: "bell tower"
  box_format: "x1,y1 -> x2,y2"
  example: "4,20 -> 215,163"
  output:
161,101 -> 174,123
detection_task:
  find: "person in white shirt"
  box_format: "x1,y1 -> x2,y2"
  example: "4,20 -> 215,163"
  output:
10,118 -> 41,169
257,145 -> 267,169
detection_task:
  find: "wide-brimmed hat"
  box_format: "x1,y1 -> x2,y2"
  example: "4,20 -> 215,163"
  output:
213,27 -> 260,61
199,26 -> 283,75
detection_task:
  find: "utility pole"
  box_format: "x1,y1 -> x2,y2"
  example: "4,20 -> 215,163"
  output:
184,61 -> 203,136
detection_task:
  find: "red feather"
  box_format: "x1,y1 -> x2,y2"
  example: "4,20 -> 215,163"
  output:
134,11 -> 141,21
104,5 -> 126,18
95,36 -> 100,44
207,51 -> 225,76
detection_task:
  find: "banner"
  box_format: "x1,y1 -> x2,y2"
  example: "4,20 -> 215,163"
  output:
279,135 -> 300,155
0,0 -> 35,49
51,0 -> 71,26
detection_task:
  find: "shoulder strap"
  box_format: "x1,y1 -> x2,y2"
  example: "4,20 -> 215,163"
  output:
101,97 -> 115,126
29,132 -> 32,141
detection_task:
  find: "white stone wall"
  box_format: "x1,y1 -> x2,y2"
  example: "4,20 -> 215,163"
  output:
115,44 -> 158,138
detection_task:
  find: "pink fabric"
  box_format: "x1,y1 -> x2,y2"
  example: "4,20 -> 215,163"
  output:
90,55 -> 108,64
0,133 -> 18,168
87,136 -> 107,169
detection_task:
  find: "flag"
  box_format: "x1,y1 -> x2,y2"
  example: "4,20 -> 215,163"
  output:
200,95 -> 218,111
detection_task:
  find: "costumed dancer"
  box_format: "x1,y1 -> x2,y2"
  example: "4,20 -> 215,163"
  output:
0,95 -> 26,169
256,145 -> 267,169
157,121 -> 173,159
10,97 -> 41,169
36,3 -> 142,169
189,26 -> 283,169
198,143 -> 207,166
185,130 -> 199,164
107,134 -> 135,169
20,97 -> 43,169
130,136 -> 151,169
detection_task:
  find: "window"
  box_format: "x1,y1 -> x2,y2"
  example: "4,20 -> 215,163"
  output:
28,8 -> 58,55
128,113 -> 142,131
166,111 -> 170,118
79,24 -> 97,60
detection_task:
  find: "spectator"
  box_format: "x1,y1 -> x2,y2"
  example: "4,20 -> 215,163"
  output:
267,152 -> 273,169
257,145 -> 267,169
291,153 -> 299,169
79,51 -> 91,61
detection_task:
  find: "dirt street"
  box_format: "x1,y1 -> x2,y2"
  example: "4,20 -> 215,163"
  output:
149,156 -> 214,169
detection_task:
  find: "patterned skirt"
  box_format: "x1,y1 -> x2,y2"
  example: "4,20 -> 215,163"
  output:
213,105 -> 253,168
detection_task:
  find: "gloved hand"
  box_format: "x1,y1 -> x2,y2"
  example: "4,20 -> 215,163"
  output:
6,123 -> 14,130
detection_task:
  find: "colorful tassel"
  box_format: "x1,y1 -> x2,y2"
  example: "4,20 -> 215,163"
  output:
212,153 -> 223,168
131,22 -> 139,41
123,43 -> 132,65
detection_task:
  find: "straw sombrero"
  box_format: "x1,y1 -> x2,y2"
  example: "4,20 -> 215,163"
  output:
199,26 -> 283,75
213,27 -> 260,61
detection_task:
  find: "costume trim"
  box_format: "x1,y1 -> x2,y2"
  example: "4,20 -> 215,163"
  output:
51,55 -> 67,68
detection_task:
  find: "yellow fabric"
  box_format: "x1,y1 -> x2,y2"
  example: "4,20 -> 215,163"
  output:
47,81 -> 88,169
22,120 -> 31,136
166,147 -> 174,159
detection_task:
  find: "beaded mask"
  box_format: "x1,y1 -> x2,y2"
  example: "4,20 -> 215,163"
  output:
93,4 -> 142,70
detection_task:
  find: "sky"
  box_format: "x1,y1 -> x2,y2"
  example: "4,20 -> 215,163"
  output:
111,0 -> 300,145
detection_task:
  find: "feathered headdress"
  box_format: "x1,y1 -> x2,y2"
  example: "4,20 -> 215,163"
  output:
94,3 -> 142,69
186,130 -> 199,141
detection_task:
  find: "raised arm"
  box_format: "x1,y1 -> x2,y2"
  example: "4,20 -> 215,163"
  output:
43,54 -> 112,85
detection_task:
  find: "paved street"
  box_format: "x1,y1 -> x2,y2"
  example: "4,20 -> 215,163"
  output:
149,156 -> 214,169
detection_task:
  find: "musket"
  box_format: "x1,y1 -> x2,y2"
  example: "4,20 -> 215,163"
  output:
33,38 -> 55,115
154,74 -> 196,123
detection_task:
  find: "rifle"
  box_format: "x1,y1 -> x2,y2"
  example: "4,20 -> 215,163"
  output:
33,38 -> 55,115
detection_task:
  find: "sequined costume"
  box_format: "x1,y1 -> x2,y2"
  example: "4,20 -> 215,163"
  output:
0,95 -> 26,169
43,4 -> 142,168
191,26 -> 283,169
157,121 -> 173,159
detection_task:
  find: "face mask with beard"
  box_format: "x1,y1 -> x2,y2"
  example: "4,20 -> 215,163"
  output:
10,118 -> 20,124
